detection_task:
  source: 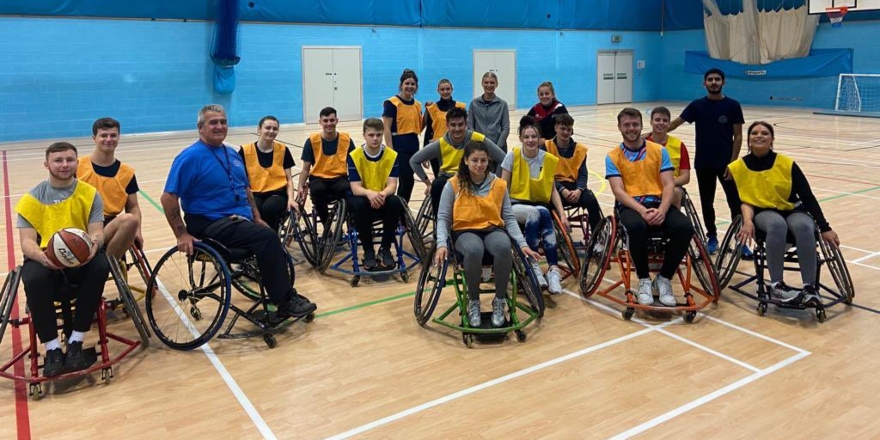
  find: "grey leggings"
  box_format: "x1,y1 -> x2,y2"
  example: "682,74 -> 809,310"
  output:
754,210 -> 816,286
454,230 -> 512,301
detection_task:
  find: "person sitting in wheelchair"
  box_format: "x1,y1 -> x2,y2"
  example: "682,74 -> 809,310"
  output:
728,121 -> 840,307
15,142 -> 110,377
544,113 -> 603,234
606,108 -> 694,306
409,107 -> 506,215
645,106 -> 691,209
347,118 -> 405,270
435,140 -> 541,327
500,116 -> 569,294
238,115 -> 297,232
161,105 -> 315,319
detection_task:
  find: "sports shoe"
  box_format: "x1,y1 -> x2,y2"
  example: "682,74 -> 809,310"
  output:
771,281 -> 801,303
654,276 -> 677,307
363,248 -> 377,270
467,300 -> 481,327
491,297 -> 507,327
531,261 -> 548,289
636,278 -> 654,305
279,292 -> 317,318
43,348 -> 64,377
802,285 -> 822,308
64,341 -> 89,373
547,267 -> 563,294
481,267 -> 493,282
706,235 -> 718,255
379,246 -> 395,268
741,245 -> 754,260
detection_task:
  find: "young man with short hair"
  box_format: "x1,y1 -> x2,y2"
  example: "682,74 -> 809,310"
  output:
297,107 -> 356,225
646,107 -> 691,208
543,113 -> 602,233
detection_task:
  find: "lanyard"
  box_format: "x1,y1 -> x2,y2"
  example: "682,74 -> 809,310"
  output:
205,145 -> 240,201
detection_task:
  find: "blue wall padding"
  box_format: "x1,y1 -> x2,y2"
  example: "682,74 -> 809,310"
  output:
684,49 -> 853,79
213,65 -> 236,95
421,0 -> 559,29
557,0 -> 662,31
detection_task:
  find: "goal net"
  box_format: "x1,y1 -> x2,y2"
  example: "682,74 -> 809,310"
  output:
836,74 -> 880,113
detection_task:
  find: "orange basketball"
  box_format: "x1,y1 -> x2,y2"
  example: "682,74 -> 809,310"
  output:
45,228 -> 93,268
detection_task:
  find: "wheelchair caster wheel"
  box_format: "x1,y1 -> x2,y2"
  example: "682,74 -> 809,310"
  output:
816,308 -> 827,323
350,276 -> 360,287
515,330 -> 527,343
401,271 -> 410,282
684,311 -> 696,323
304,313 -> 315,323
29,383 -> 42,400
757,303 -> 767,316
623,308 -> 635,321
263,334 -> 277,348
101,367 -> 114,383
462,333 -> 474,348
190,306 -> 202,321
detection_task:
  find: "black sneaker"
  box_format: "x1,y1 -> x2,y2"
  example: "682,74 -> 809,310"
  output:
379,247 -> 395,268
43,348 -> 64,377
278,293 -> 317,318
363,249 -> 377,270
803,285 -> 822,308
64,341 -> 89,373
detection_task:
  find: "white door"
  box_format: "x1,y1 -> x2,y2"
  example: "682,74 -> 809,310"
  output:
473,50 -> 517,109
302,47 -> 363,123
597,52 -> 616,105
614,51 -> 633,104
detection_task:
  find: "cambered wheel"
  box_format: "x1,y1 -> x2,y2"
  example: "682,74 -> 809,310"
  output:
0,268 -> 21,346
681,188 -> 708,246
687,234 -> 721,301
414,195 -> 435,248
553,211 -> 581,277
317,199 -> 346,273
579,216 -> 615,297
819,237 -> 855,305
513,245 -> 544,317
414,245 -> 446,326
402,203 -> 428,262
714,216 -> 744,290
293,204 -> 321,267
109,255 -> 151,347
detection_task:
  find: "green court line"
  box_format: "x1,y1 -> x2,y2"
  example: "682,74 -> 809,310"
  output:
819,185 -> 880,203
139,189 -> 164,213
315,291 -> 415,318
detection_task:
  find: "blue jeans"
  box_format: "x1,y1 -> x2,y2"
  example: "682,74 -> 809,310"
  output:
511,204 -> 558,266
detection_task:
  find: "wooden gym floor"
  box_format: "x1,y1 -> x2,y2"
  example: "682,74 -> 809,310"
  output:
0,103 -> 878,439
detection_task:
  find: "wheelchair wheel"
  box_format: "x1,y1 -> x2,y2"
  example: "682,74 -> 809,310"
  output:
231,250 -> 296,303
145,243 -> 231,351
553,211 -> 581,276
292,204 -> 321,267
127,246 -> 158,302
687,235 -> 721,301
108,255 -> 151,347
414,195 -> 435,247
681,188 -> 707,245
513,244 -> 544,317
0,267 -> 21,346
579,216 -> 616,297
402,203 -> 428,262
714,216 -> 744,290
317,199 -> 346,273
819,238 -> 855,304
414,244 -> 446,326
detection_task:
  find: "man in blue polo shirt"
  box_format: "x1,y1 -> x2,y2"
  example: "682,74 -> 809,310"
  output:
160,104 -> 316,318
667,68 -> 751,258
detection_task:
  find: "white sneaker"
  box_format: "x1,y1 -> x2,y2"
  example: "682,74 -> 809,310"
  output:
547,266 -> 563,294
655,276 -> 676,306
531,261 -> 548,289
637,278 -> 654,305
481,267 -> 492,282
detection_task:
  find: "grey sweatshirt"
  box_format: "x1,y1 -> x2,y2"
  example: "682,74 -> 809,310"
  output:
467,95 -> 510,150
410,130 -> 506,182
435,173 -> 527,250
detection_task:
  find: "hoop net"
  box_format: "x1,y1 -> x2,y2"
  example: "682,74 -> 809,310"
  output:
826,6 -> 848,28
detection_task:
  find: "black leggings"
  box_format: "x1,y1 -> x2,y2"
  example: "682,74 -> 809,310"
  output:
309,176 -> 350,225
396,151 -> 416,203
253,192 -> 288,232
618,205 -> 693,279
695,166 -> 740,237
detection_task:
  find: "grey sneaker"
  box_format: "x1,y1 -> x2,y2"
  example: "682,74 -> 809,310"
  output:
547,266 -> 563,294
802,285 -> 822,307
771,282 -> 801,303
467,300 -> 481,327
531,261 -> 548,289
491,297 -> 506,327
654,276 -> 676,306
637,278 -> 654,305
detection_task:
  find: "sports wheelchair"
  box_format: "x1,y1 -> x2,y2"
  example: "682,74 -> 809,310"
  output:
313,197 -> 427,287
714,216 -> 854,322
414,239 -> 544,347
0,252 -> 149,399
579,211 -> 720,322
680,187 -> 707,247
145,240 -> 312,350
414,195 -> 436,249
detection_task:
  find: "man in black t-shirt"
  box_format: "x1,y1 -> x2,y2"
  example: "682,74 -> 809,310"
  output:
667,68 -> 751,257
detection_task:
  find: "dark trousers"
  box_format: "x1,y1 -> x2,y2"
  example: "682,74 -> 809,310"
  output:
429,158 -> 440,179
309,176 -> 350,225
559,182 -> 602,233
429,174 -> 451,216
618,206 -> 693,280
201,217 -> 292,304
695,166 -> 740,237
396,151 -> 416,203
22,251 -> 110,344
347,195 -> 404,251
253,192 -> 288,232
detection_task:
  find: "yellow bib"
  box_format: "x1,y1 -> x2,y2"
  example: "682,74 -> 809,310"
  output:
728,154 -> 796,210
439,132 -> 486,176
663,136 -> 684,178
450,175 -> 506,231
350,147 -> 398,192
388,96 -> 423,136
427,101 -> 466,142
509,148 -> 558,204
544,139 -> 587,184
608,142 -> 665,199
309,132 -> 351,179
242,141 -> 288,193
76,156 -> 134,217
15,180 -> 97,248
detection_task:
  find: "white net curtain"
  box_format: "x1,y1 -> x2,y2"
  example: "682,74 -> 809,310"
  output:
702,0 -> 820,64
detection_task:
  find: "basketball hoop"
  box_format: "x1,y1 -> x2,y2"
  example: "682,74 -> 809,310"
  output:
826,6 -> 848,28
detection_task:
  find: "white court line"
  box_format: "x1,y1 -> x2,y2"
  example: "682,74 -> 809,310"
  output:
324,323 -> 675,440
853,251 -> 880,263
155,278 -> 277,440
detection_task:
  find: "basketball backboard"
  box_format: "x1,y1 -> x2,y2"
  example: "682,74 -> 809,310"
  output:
809,0 -> 880,14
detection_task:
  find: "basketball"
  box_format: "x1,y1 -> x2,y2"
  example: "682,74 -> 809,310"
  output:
45,228 -> 93,268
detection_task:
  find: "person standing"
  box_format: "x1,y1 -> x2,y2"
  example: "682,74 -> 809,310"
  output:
468,72 -> 510,152
382,69 -> 423,203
